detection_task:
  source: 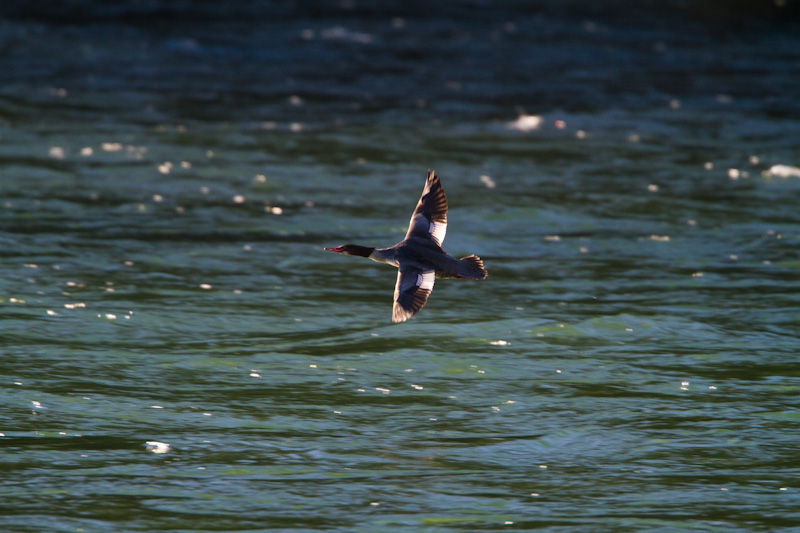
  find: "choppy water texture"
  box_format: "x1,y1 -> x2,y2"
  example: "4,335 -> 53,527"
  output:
2,1 -> 800,531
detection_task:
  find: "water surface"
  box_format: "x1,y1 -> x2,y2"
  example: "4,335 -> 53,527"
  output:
1,2 -> 800,531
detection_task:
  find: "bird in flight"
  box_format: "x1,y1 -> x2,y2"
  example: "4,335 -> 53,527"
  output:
325,170 -> 488,322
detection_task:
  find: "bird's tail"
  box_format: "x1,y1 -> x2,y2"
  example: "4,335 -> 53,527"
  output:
457,255 -> 488,280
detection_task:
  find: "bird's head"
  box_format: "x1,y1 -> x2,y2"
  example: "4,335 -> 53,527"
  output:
323,244 -> 374,257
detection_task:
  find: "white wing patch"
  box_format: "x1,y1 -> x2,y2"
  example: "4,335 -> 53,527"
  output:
417,271 -> 435,291
393,268 -> 436,323
429,221 -> 447,247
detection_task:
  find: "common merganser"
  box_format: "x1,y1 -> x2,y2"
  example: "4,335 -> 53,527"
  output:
325,170 -> 488,323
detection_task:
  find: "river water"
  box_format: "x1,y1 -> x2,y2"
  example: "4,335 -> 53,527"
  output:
2,1 -> 800,531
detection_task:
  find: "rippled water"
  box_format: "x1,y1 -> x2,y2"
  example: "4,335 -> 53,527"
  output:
2,2 -> 800,531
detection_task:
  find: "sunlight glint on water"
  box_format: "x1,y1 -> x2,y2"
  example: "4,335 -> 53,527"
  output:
1,2 -> 800,531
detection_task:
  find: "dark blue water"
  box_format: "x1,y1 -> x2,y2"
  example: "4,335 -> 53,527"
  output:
2,1 -> 800,531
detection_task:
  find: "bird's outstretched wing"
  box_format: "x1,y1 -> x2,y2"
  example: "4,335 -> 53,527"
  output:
392,267 -> 435,323
404,170 -> 448,247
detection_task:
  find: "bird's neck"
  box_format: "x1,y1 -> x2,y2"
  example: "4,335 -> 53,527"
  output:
368,247 -> 398,267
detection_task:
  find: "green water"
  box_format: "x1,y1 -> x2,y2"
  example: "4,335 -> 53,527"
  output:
2,2 -> 800,531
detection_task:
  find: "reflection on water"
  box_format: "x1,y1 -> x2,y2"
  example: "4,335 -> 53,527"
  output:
1,1 -> 800,531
